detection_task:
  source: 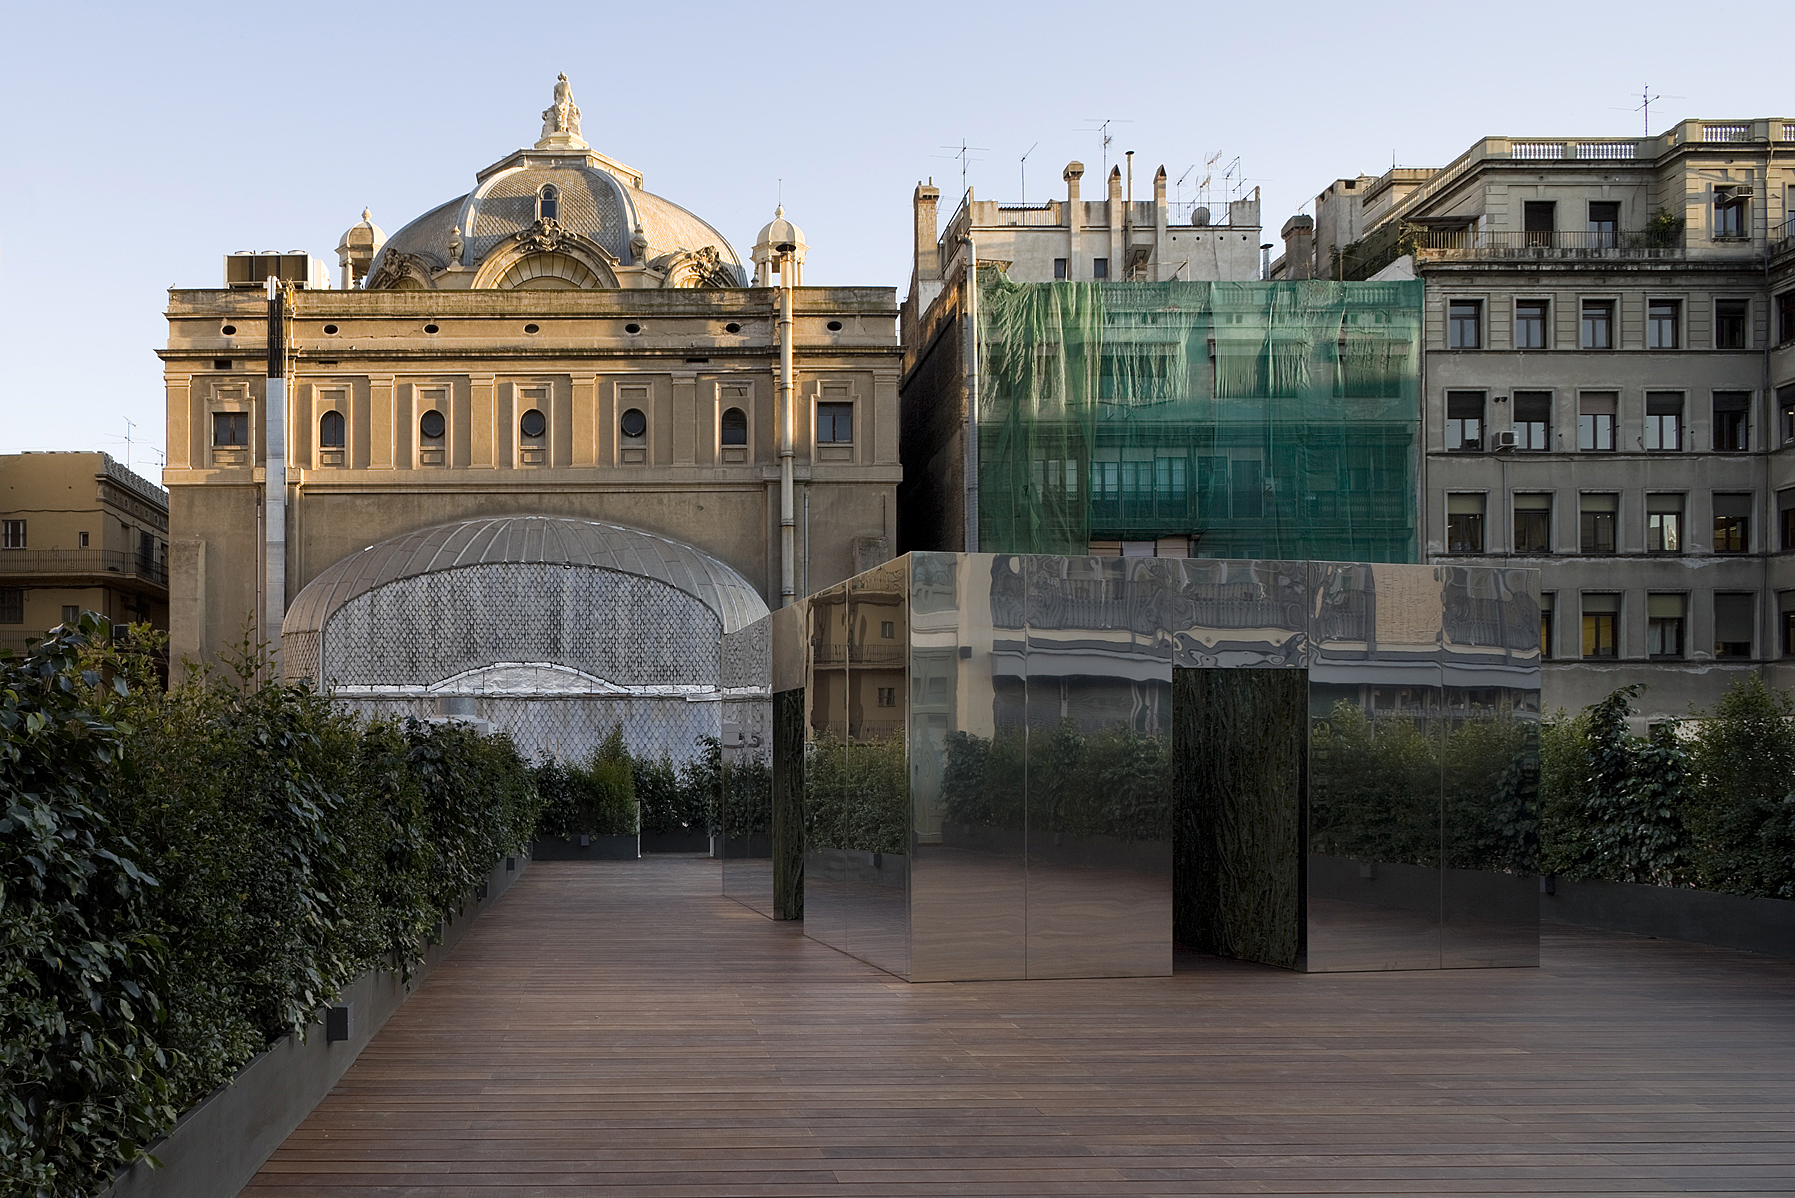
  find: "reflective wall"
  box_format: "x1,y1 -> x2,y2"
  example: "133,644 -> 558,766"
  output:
771,553 -> 1539,980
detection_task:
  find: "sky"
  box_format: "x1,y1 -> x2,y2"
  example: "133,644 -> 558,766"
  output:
0,0 -> 1785,474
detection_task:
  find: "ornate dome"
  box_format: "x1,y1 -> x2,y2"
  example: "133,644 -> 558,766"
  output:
751,204 -> 808,287
365,77 -> 745,292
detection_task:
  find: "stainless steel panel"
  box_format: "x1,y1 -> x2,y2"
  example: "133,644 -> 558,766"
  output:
909,552 -> 1027,981
1022,555 -> 1174,979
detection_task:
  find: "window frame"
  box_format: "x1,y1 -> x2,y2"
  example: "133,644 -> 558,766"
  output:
1581,594 -> 1620,659
1646,493 -> 1684,555
1513,493 -> 1552,554
1577,392 -> 1617,452
1647,593 -> 1687,659
1,520 -> 24,550
1713,187 -> 1749,239
0,587 -> 22,624
816,401 -> 854,445
1646,298 -> 1682,349
1713,591 -> 1756,658
1514,299 -> 1549,350
1580,299 -> 1615,350
1448,298 -> 1483,349
1714,297 -> 1749,349
318,409 -> 346,450
1446,493 -> 1486,554
1445,390 -> 1485,452
1713,492 -> 1752,554
1579,493 -> 1618,555
1712,391 -> 1750,452
1091,257 -> 1109,279
1645,391 -> 1683,452
212,410 -> 249,448
1511,390 -> 1551,450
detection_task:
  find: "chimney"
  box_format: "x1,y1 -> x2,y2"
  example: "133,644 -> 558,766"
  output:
1280,215 -> 1315,281
914,180 -> 941,281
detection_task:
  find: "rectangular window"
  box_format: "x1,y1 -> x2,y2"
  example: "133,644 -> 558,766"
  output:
1578,392 -> 1617,451
1780,292 -> 1795,345
0,588 -> 21,624
1588,200 -> 1621,245
1647,493 -> 1684,554
1446,391 -> 1484,451
1714,592 -> 1755,658
1523,201 -> 1556,247
1,520 -> 23,550
1715,298 -> 1748,349
1514,493 -> 1552,554
1580,493 -> 1618,554
1053,258 -> 1067,280
1713,492 -> 1752,553
1515,300 -> 1548,349
1714,188 -> 1749,238
1539,592 -> 1554,658
1091,258 -> 1109,279
1231,458 -> 1263,518
1581,593 -> 1619,659
60,605 -> 79,627
1783,592 -> 1795,656
876,687 -> 897,708
1781,385 -> 1795,444
1645,391 -> 1683,451
1581,300 -> 1614,349
1512,391 -> 1551,449
1647,594 -> 1686,658
1713,391 -> 1749,451
77,531 -> 89,548
1647,299 -> 1681,349
1781,488 -> 1795,552
1447,493 -> 1485,553
816,401 -> 853,444
1448,299 -> 1483,348
880,620 -> 894,639
212,411 -> 248,447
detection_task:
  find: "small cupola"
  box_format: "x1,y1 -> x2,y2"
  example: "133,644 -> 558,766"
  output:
751,205 -> 808,287
335,208 -> 386,289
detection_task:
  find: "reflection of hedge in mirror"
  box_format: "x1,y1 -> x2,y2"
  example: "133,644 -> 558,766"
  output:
1309,701 -> 1537,873
941,723 -> 1171,842
806,731 -> 906,854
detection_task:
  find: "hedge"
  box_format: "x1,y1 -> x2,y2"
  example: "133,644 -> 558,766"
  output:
1,620 -> 541,1198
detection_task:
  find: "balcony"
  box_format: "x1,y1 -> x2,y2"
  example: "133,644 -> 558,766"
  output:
1415,228 -> 1687,262
0,549 -> 169,588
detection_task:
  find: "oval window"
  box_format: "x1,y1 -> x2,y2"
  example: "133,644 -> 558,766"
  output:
724,322 -> 741,334
319,410 -> 346,449
524,323 -> 540,334
827,320 -> 843,331
520,408 -> 547,439
424,323 -> 440,334
620,408 -> 647,439
323,324 -> 339,335
221,324 -> 237,336
420,410 -> 446,440
720,407 -> 748,446
624,323 -> 641,334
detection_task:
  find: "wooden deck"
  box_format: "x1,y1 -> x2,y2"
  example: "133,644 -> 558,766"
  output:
247,856 -> 1795,1196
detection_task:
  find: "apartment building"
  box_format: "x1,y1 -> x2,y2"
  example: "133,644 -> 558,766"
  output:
1290,118 -> 1795,720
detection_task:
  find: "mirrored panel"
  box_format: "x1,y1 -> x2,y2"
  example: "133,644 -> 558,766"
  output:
800,585 -> 852,958
1022,555 -> 1174,979
1306,563 -> 1445,971
721,616 -> 775,915
909,552 -> 1027,981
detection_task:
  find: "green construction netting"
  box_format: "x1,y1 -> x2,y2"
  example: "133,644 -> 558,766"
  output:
975,271 -> 1422,562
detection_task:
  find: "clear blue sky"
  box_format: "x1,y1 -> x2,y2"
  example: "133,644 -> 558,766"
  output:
0,0 -> 1781,472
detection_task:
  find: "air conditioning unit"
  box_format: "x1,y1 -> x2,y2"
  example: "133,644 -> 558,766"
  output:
1492,431 -> 1518,451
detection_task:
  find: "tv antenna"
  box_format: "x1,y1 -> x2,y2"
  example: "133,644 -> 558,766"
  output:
1612,84 -> 1683,134
1080,117 -> 1133,177
1019,141 -> 1039,205
934,139 -> 989,198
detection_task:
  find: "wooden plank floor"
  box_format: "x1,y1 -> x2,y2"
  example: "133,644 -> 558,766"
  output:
246,856 -> 1795,1196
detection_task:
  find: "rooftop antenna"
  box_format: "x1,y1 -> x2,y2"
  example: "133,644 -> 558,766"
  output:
1079,118 -> 1133,178
1019,141 -> 1039,205
121,417 -> 135,472
1613,83 -> 1682,134
934,139 -> 989,199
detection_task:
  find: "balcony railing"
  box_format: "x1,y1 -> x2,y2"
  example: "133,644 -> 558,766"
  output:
1416,228 -> 1687,260
0,549 -> 168,586
810,643 -> 905,666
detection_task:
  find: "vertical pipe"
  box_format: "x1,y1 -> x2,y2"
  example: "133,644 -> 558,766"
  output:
963,235 -> 979,553
264,277 -> 287,668
778,250 -> 796,606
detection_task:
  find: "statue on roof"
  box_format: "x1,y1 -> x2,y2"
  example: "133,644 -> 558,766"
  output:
541,74 -> 581,141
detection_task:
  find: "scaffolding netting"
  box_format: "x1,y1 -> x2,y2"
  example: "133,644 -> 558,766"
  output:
975,272 -> 1422,562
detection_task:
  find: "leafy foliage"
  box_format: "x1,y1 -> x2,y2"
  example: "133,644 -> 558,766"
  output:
0,621 -> 541,1198
533,724 -> 636,837
1685,676 -> 1795,899
937,722 -> 1170,846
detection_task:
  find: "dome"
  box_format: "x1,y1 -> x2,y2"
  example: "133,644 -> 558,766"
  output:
336,208 -> 385,257
364,76 -> 745,292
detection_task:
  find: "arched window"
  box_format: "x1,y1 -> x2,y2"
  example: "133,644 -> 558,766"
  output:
319,410 -> 345,448
520,408 -> 547,439
538,184 -> 560,223
720,407 -> 747,446
420,410 -> 446,440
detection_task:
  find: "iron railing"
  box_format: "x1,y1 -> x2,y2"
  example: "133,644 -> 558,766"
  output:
0,549 -> 168,586
1416,228 -> 1687,259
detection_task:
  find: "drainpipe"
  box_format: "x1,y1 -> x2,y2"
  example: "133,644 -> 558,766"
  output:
264,277 -> 287,669
963,234 -> 979,553
777,242 -> 797,606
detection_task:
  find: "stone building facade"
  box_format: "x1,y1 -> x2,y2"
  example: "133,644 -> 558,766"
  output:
1287,118 -> 1795,720
159,80 -> 900,759
0,452 -> 168,654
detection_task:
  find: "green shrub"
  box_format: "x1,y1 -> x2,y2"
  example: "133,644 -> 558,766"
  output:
1,622 -> 541,1197
1686,676 -> 1795,898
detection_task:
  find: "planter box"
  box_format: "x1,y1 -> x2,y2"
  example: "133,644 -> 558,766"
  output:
100,851 -> 528,1198
531,833 -> 639,860
1544,877 -> 1795,959
640,829 -> 711,854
